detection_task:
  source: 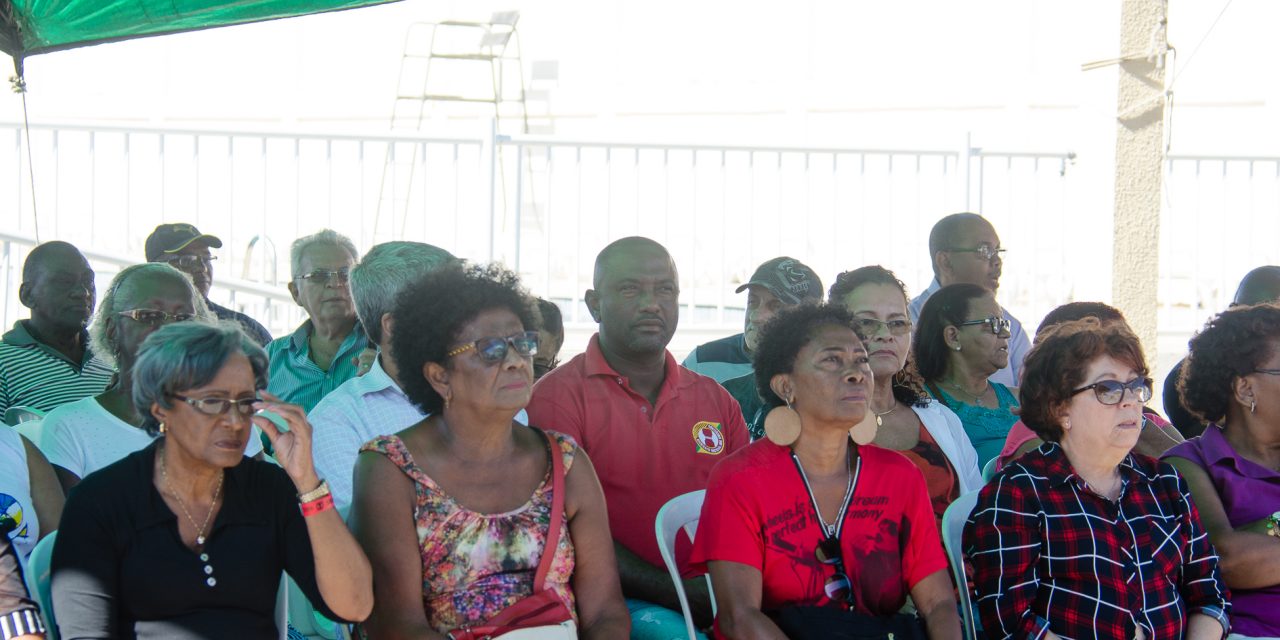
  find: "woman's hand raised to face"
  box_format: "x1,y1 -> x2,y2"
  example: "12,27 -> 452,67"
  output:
252,391 -> 322,492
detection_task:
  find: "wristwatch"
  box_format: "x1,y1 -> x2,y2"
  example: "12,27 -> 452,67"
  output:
1267,511 -> 1280,537
298,479 -> 330,503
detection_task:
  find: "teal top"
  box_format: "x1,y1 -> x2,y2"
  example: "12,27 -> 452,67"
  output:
927,382 -> 1018,469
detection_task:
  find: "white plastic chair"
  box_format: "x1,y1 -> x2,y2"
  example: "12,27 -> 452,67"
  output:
23,531 -> 58,640
14,418 -> 45,450
942,491 -> 981,640
654,490 -> 716,640
286,575 -> 352,640
276,576 -> 290,640
981,457 -> 999,483
4,405 -> 45,427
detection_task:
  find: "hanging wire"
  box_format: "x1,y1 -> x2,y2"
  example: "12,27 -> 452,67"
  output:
10,69 -> 39,242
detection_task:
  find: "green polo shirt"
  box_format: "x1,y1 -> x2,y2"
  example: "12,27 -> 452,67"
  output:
0,320 -> 114,417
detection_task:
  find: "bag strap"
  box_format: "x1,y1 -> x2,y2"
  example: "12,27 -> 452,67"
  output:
534,429 -> 566,593
925,381 -> 954,410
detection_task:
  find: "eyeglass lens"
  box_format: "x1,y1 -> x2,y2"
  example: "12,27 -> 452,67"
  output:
1093,379 -> 1152,405
475,332 -> 540,363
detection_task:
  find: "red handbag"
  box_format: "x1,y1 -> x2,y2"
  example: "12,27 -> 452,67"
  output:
446,430 -> 576,640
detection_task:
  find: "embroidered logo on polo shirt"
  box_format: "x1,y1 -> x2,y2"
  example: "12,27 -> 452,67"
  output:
692,421 -> 726,455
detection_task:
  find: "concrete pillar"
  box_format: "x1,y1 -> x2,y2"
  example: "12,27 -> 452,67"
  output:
1111,0 -> 1167,367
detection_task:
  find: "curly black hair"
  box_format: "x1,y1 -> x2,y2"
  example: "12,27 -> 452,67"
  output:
391,261 -> 538,415
1019,318 -> 1147,442
828,265 -> 928,407
753,302 -> 861,409
1180,303 -> 1280,424
913,283 -> 989,381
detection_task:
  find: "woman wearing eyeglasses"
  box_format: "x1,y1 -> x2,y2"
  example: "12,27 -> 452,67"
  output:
52,320 -> 374,638
829,266 -> 982,527
350,262 -> 629,639
692,303 -> 961,640
964,319 -> 1230,640
914,283 -> 1019,469
1164,303 -> 1280,638
41,263 -> 264,492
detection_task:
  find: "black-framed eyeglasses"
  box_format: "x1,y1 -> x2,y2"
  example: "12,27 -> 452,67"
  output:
815,537 -> 853,605
159,254 -> 217,270
946,244 -> 1005,263
294,268 -> 351,284
852,317 -> 912,339
117,309 -> 196,326
958,315 -> 1011,336
1071,378 -> 1153,406
1255,368 -> 1280,376
170,393 -> 259,416
446,331 -> 540,364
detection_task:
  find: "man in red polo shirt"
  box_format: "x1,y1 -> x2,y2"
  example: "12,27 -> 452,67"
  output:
527,236 -> 748,638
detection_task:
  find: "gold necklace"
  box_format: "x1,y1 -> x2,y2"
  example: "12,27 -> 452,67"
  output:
872,402 -> 898,427
160,445 -> 224,547
941,378 -> 991,404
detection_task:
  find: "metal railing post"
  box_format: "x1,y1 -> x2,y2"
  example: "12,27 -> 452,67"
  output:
488,118 -> 499,262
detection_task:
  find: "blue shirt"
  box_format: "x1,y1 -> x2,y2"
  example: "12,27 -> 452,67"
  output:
265,320 -> 368,414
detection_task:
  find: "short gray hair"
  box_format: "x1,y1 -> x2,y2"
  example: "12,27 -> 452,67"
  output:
290,229 -> 359,279
350,241 -> 457,345
132,321 -> 268,436
90,263 -> 214,368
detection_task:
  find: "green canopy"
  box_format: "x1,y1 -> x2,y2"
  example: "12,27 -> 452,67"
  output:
1,0 -> 399,62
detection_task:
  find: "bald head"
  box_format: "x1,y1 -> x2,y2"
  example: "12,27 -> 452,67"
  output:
1233,266 -> 1280,306
593,236 -> 676,289
23,241 -> 88,282
19,240 -> 96,333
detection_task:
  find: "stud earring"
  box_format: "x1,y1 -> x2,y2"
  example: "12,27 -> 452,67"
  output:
1251,400 -> 1257,414
953,344 -> 962,352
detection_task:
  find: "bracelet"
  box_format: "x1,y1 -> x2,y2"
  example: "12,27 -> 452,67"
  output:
301,493 -> 335,517
298,479 -> 330,503
0,607 -> 46,639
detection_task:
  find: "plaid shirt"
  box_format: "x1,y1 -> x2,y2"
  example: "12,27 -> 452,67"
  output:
963,443 -> 1230,640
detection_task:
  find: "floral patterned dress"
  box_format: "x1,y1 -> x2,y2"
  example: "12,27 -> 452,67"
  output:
360,430 -> 578,634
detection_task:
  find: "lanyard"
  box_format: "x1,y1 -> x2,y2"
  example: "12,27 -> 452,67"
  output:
790,442 -> 861,540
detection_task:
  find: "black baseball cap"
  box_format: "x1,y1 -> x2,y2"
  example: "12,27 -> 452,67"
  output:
145,223 -> 223,262
736,257 -> 823,305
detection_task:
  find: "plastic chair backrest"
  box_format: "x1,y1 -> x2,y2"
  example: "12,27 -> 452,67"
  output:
981,457 -> 999,483
655,490 -> 716,640
276,576 -> 289,640
23,531 -> 58,640
942,491 -> 981,640
14,419 -> 45,449
5,406 -> 45,427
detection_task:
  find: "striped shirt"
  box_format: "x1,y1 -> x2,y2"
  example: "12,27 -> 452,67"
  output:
0,321 -> 114,417
265,320 -> 368,414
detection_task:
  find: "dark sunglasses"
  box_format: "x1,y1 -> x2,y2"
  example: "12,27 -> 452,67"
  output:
170,394 -> 259,417
815,537 -> 853,604
446,331 -> 540,364
958,315 -> 1011,336
1071,377 -> 1153,406
118,309 -> 196,326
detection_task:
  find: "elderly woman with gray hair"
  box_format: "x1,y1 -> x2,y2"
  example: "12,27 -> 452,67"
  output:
51,321 -> 373,639
41,262 -> 265,492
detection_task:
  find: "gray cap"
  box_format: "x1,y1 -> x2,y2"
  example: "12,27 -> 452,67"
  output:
735,257 -> 823,305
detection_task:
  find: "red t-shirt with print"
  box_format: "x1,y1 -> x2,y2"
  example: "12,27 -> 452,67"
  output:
691,439 -> 948,622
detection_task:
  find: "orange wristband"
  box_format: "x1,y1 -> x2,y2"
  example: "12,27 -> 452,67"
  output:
301,494 -> 335,517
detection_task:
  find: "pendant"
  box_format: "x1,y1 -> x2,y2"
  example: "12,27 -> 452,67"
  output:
876,414 -> 883,427
196,535 -> 205,546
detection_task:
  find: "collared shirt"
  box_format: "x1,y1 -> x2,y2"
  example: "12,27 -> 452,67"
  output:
309,357 -> 424,512
207,300 -> 272,347
681,333 -> 752,383
51,439 -> 343,639
526,334 -> 749,572
1165,425 -> 1280,637
0,320 -> 114,416
908,279 -> 1031,387
265,320 -> 368,414
964,442 -> 1230,640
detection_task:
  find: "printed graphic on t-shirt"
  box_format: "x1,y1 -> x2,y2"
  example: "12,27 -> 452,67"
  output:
0,493 -> 28,546
692,421 -> 725,455
761,492 -> 908,614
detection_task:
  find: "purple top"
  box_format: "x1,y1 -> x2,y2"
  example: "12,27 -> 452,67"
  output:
1165,425 -> 1280,637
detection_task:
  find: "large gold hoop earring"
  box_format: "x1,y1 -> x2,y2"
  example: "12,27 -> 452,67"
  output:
764,399 -> 802,446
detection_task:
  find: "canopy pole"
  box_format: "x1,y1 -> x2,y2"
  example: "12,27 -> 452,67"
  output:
9,56 -> 40,242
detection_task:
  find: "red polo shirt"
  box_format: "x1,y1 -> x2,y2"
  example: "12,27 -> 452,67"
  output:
527,334 -> 749,572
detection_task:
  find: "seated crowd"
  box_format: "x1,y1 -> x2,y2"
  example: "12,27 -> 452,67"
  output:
1,213 -> 1277,640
